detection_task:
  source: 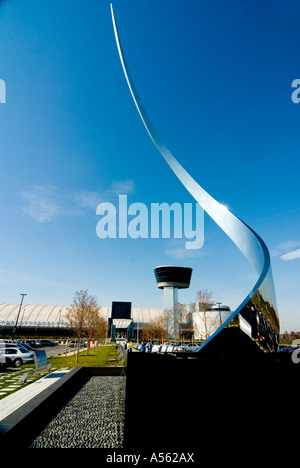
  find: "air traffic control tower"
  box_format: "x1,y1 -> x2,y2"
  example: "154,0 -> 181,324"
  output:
154,266 -> 192,339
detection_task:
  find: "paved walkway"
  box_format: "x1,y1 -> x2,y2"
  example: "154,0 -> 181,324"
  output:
0,368 -> 72,421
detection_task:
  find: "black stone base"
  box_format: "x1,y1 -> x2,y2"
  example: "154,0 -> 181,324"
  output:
0,367 -> 126,449
1,349 -> 299,453
124,350 -> 300,449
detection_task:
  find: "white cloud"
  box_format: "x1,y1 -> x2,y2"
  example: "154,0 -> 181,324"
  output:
271,238 -> 300,261
271,239 -> 300,257
20,180 -> 135,223
165,243 -> 207,261
280,249 -> 300,261
70,191 -> 106,211
109,179 -> 135,196
20,185 -> 63,222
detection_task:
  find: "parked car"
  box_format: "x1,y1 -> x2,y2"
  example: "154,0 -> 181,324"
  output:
0,341 -> 20,348
173,343 -> 184,352
0,347 -> 34,367
0,352 -> 13,368
13,340 -> 42,348
17,342 -> 38,352
26,340 -> 42,348
68,341 -> 87,348
39,340 -> 57,347
183,343 -> 201,352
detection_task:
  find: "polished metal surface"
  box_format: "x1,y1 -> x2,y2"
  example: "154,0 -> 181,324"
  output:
110,4 -> 280,352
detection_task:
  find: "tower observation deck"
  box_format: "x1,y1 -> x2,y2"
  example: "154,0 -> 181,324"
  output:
154,266 -> 192,339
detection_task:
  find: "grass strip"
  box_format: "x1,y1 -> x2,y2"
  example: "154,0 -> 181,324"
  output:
46,344 -> 122,368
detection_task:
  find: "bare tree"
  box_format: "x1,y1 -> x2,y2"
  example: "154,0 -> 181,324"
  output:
141,305 -> 193,342
196,289 -> 214,311
141,311 -> 171,342
194,309 -> 220,341
92,313 -> 107,348
141,322 -> 158,341
175,303 -> 193,341
66,290 -> 102,362
194,289 -> 218,340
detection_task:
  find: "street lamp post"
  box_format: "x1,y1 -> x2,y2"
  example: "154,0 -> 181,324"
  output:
12,293 -> 27,340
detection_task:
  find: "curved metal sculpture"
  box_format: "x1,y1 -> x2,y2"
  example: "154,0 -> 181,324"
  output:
110,4 -> 280,352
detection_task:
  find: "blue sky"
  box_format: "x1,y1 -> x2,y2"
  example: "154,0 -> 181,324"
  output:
0,0 -> 299,332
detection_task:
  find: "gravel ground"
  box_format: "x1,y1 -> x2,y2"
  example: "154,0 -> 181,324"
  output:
29,376 -> 126,448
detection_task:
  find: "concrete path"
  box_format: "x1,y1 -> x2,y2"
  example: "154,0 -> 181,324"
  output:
0,369 -> 72,421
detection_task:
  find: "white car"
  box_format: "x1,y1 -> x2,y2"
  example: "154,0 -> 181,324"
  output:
0,346 -> 35,367
183,343 -> 201,352
173,343 -> 184,352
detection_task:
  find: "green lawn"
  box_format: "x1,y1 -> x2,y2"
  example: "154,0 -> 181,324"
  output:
0,344 -> 125,401
46,343 -> 124,368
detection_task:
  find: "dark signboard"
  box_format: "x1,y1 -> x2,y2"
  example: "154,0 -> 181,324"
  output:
111,302 -> 131,320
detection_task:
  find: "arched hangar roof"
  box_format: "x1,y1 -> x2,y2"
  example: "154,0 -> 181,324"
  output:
0,304 -> 164,326
0,303 -> 70,325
